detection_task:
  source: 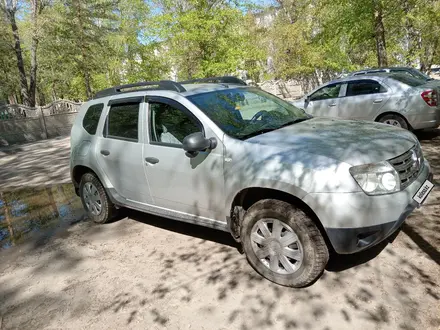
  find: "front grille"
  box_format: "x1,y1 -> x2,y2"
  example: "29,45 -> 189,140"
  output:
388,144 -> 424,189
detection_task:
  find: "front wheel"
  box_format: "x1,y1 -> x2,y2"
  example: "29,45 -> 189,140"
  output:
79,173 -> 115,224
240,199 -> 329,287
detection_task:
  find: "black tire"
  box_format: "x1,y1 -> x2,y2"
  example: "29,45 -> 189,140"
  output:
79,172 -> 115,224
378,114 -> 408,130
240,199 -> 329,287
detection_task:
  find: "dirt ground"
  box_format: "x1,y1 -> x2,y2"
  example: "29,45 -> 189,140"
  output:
0,132 -> 439,330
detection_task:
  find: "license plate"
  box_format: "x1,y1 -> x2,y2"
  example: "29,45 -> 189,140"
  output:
413,180 -> 434,204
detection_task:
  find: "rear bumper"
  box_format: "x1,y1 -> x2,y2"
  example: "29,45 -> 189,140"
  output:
303,160 -> 433,254
407,110 -> 440,130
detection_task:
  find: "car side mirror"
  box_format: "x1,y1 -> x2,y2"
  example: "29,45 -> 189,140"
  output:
182,132 -> 217,158
305,95 -> 311,108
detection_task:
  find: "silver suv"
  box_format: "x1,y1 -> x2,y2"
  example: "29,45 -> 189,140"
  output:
70,77 -> 434,287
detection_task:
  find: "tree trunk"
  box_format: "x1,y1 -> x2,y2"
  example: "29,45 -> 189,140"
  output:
73,0 -> 92,99
402,0 -> 418,66
82,69 -> 92,99
420,38 -> 438,73
6,9 -> 30,106
29,0 -> 40,107
373,1 -> 387,67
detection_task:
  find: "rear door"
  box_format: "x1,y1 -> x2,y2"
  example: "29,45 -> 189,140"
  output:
338,79 -> 390,120
95,97 -> 153,204
304,83 -> 342,117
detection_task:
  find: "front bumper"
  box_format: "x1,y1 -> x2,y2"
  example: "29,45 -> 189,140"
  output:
303,160 -> 433,254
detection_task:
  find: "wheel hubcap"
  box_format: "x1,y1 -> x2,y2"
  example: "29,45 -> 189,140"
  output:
250,218 -> 303,275
383,119 -> 401,127
82,182 -> 102,216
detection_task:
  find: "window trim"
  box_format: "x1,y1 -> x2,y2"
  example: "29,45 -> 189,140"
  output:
146,96 -> 204,148
343,79 -> 388,97
103,102 -> 140,142
108,96 -> 144,106
82,103 -> 104,135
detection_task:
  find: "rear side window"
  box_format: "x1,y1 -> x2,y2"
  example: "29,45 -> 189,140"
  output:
83,104 -> 104,135
346,80 -> 387,96
105,103 -> 139,141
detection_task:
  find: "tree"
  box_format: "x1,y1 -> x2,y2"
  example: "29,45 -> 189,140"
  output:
1,0 -> 30,105
0,0 -> 46,106
151,0 -> 262,80
0,12 -> 19,102
49,0 -> 118,99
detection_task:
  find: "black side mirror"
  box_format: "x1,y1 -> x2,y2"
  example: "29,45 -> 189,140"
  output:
182,132 -> 217,158
305,95 -> 311,108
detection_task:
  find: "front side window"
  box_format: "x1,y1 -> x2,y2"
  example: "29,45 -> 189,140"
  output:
188,87 -> 310,140
346,80 -> 387,96
105,103 -> 139,141
83,103 -> 103,135
150,102 -> 200,145
310,83 -> 342,101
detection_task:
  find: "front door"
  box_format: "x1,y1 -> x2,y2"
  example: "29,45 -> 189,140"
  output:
142,97 -> 225,220
95,98 -> 153,204
305,82 -> 342,117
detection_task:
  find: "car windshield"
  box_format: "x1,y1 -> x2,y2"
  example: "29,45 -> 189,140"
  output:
388,73 -> 426,87
187,87 -> 310,140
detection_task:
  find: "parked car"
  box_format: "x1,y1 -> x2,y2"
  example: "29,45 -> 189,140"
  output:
70,76 -> 434,287
292,73 -> 440,130
346,66 -> 437,82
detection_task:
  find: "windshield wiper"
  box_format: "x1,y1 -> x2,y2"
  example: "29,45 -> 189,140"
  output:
237,128 -> 278,140
237,117 -> 311,140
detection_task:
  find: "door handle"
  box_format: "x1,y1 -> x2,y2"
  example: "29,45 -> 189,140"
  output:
328,103 -> 337,107
373,99 -> 383,104
145,157 -> 159,164
100,150 -> 110,156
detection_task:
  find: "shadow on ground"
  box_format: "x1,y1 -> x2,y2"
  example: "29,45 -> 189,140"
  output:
0,137 -> 71,190
0,132 -> 439,329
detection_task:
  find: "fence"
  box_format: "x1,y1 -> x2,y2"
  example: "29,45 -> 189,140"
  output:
0,100 -> 81,146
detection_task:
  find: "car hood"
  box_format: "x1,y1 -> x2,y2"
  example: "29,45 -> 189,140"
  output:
246,117 -> 418,166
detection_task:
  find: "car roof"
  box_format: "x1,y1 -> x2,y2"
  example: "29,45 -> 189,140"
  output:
325,74 -> 385,85
91,77 -> 249,101
349,67 -> 414,75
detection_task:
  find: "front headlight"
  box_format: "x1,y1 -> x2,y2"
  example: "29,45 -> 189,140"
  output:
349,161 -> 400,195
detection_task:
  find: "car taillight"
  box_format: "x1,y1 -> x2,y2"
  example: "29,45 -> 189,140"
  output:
421,90 -> 438,106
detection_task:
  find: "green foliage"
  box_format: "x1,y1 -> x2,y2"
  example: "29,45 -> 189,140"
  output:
1,0 -> 440,103
152,2 -> 260,80
0,15 -> 19,101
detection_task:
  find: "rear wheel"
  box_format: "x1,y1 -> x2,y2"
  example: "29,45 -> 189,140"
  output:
79,173 -> 115,224
240,199 -> 329,287
378,114 -> 408,130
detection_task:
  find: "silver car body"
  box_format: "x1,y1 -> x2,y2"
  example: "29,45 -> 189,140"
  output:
293,75 -> 440,130
71,83 -> 433,254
